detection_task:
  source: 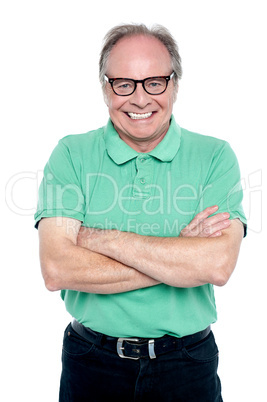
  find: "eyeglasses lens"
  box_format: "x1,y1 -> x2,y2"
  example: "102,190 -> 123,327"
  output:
113,80 -> 135,95
144,78 -> 167,94
112,77 -> 168,95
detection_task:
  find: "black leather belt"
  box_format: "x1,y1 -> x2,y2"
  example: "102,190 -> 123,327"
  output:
71,319 -> 211,360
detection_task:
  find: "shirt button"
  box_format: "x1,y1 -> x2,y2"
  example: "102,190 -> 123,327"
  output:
140,158 -> 146,163
140,178 -> 146,184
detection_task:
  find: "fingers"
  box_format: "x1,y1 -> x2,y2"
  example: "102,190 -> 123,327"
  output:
180,206 -> 231,238
182,205 -> 219,234
209,230 -> 223,238
198,216 -> 231,237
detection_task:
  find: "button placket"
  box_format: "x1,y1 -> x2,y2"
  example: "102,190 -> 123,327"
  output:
133,155 -> 151,198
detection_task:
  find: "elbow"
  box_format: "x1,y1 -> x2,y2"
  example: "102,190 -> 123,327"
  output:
44,277 -> 60,292
41,259 -> 62,292
212,270 -> 230,287
210,255 -> 235,287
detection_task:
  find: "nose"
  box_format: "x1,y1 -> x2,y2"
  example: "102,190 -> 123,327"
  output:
129,83 -> 152,108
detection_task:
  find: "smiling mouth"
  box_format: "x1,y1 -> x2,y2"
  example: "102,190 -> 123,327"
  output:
127,112 -> 153,120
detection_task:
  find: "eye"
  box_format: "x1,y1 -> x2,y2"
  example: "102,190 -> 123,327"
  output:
118,83 -> 131,89
146,79 -> 165,88
144,77 -> 167,94
113,79 -> 134,90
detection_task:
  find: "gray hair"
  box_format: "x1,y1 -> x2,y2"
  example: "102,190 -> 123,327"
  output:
99,23 -> 182,91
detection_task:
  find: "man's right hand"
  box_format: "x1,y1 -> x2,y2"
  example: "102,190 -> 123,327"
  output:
179,205 -> 231,238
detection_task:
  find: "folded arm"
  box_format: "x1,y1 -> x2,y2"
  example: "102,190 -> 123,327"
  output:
38,217 -> 160,294
38,206 -> 242,293
77,206 -> 244,288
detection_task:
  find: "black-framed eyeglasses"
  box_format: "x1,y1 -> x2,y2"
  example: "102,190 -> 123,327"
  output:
105,72 -> 175,96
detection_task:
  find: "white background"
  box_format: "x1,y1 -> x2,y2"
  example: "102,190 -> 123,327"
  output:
1,0 -> 266,400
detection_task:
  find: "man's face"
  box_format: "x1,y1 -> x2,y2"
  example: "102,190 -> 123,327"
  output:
104,35 -> 177,152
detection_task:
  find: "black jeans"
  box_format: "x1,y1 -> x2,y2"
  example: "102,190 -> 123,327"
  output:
59,323 -> 222,401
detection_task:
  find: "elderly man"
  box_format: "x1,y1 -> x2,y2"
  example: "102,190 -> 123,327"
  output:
35,24 -> 246,401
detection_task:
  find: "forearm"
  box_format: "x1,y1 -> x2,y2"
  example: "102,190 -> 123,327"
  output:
41,241 -> 159,294
39,218 -> 159,294
108,233 -> 224,287
81,223 -> 242,288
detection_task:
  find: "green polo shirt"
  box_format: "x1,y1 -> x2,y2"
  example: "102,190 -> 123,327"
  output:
35,116 -> 246,338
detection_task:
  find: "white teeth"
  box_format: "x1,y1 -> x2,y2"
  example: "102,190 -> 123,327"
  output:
128,112 -> 152,120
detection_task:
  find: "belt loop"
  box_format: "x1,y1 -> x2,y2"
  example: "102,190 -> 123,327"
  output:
148,339 -> 156,359
95,333 -> 105,348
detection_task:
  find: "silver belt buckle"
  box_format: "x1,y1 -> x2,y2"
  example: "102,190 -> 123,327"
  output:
117,338 -> 156,360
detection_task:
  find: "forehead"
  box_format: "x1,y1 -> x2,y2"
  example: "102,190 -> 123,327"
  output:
106,35 -> 172,78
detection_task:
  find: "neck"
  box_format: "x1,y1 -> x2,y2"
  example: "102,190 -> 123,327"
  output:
127,135 -> 167,153
115,127 -> 169,153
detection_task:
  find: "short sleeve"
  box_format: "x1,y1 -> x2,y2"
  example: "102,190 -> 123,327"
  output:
34,139 -> 85,228
196,141 -> 247,236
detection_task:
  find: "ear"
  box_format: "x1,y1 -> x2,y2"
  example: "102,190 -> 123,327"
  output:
102,88 -> 109,106
172,83 -> 179,103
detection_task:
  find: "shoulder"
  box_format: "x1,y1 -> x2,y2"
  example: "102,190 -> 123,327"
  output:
45,125 -> 107,172
59,126 -> 105,152
180,127 -> 226,149
50,126 -> 107,166
180,127 -> 236,161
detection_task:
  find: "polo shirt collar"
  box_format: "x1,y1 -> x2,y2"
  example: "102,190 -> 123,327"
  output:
104,115 -> 181,165
149,116 -> 181,162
